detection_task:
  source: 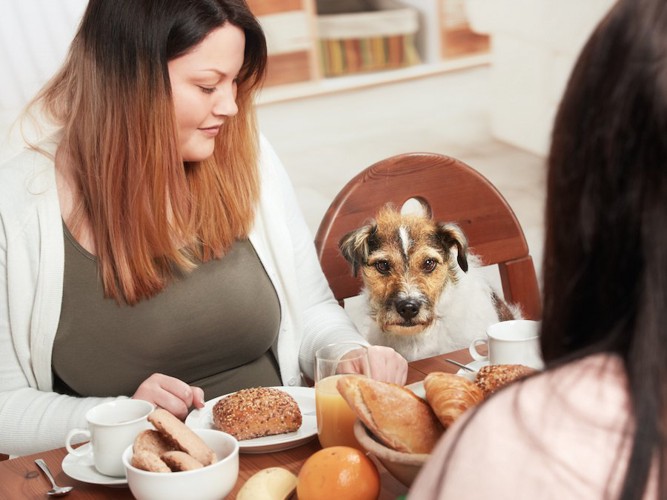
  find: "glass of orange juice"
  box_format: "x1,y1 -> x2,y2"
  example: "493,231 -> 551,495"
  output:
315,342 -> 371,449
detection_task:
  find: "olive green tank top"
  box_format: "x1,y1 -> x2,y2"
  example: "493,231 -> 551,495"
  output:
52,224 -> 282,400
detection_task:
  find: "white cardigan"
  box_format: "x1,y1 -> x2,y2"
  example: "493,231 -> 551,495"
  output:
0,135 -> 365,456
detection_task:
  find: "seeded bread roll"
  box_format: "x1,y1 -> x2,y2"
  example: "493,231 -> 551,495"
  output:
212,387 -> 302,441
475,364 -> 536,396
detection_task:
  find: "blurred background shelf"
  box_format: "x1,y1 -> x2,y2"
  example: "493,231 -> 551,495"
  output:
248,0 -> 491,103
257,54 -> 490,105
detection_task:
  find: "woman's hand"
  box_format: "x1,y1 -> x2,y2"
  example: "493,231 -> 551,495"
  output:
367,345 -> 408,385
132,373 -> 205,420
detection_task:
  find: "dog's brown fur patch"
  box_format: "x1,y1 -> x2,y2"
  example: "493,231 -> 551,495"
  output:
340,206 -> 469,336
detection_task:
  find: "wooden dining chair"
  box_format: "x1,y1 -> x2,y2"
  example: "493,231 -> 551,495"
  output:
314,152 -> 542,320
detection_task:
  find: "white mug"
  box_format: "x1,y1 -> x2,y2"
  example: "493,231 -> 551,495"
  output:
469,320 -> 543,369
66,399 -> 154,477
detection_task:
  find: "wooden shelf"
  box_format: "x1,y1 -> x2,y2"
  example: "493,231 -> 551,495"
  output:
256,53 -> 491,105
248,0 -> 491,104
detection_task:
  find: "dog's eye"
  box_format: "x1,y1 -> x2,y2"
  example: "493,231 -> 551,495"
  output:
374,260 -> 391,275
423,259 -> 437,273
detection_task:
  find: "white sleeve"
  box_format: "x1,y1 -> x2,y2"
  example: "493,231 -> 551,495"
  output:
258,137 -> 368,380
0,157 -> 124,457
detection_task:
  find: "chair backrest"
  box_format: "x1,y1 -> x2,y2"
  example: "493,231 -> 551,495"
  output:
314,152 -> 542,320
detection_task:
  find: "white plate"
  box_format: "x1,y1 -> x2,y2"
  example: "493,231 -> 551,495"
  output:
186,386 -> 317,454
405,380 -> 427,399
456,359 -> 488,381
61,443 -> 127,486
405,360 -> 489,397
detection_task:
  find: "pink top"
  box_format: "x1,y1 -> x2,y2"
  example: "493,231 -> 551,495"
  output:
409,354 -> 656,499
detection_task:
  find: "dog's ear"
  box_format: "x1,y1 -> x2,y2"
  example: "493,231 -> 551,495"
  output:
338,224 -> 378,277
435,222 -> 469,272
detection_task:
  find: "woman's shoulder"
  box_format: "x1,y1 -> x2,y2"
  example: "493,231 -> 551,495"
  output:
436,354 -> 629,465
0,141 -> 59,217
1,136 -> 58,179
257,133 -> 294,193
412,355 -> 631,498
474,354 -> 627,428
257,133 -> 284,173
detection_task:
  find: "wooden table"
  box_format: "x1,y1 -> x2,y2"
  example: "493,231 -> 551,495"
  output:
0,349 -> 472,499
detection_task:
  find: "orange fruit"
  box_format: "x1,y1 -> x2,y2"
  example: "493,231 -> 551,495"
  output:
297,446 -> 380,500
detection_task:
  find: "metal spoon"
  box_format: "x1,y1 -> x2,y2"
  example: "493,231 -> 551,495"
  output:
444,358 -> 477,372
35,459 -> 73,497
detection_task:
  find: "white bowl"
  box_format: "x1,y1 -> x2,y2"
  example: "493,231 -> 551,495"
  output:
353,420 -> 429,487
122,428 -> 239,500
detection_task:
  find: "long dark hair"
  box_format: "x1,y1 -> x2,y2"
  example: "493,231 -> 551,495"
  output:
543,0 -> 667,496
427,0 -> 667,497
28,0 -> 267,304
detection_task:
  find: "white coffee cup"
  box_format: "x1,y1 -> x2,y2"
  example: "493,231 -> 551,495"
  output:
469,320 -> 543,369
66,399 -> 154,477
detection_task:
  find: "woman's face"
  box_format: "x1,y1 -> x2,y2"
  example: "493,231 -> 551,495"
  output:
168,23 -> 245,162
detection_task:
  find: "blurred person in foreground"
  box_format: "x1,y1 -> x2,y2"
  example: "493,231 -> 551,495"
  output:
0,0 -> 406,457
410,0 -> 667,497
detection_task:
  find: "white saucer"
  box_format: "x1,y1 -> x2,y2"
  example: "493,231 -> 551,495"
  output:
186,386 -> 317,454
405,359 -> 489,397
456,359 -> 488,380
61,443 -> 128,486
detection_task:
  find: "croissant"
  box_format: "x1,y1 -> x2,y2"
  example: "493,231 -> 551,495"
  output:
337,375 -> 443,454
423,372 -> 484,429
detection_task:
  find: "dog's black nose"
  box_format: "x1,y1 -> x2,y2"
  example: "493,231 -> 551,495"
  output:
395,299 -> 420,320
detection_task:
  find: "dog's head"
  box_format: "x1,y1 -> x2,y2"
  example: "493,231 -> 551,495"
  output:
339,205 -> 469,336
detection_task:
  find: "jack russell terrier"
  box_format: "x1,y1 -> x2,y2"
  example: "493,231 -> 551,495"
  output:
339,205 -> 521,361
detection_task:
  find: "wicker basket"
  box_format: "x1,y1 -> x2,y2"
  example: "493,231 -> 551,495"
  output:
316,0 -> 421,77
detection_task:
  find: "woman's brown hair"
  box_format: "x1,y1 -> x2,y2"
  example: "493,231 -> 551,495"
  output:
26,0 -> 267,304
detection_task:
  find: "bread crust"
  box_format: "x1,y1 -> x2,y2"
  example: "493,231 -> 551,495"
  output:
212,387 -> 302,441
336,376 -> 443,454
475,364 -> 535,396
161,451 -> 205,472
133,429 -> 176,456
131,449 -> 171,473
148,408 -> 216,466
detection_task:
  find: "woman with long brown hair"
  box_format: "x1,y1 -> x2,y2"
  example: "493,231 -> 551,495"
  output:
410,0 -> 667,497
0,0 -> 407,456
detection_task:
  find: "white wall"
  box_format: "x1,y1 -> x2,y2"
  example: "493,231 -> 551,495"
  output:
465,0 -> 615,156
0,0 -> 87,162
1,0 -> 616,162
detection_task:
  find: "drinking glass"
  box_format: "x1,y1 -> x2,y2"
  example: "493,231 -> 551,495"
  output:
315,342 -> 371,449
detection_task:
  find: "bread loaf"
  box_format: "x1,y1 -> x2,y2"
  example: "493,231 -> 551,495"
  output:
423,372 -> 484,428
475,364 -> 535,396
336,376 -> 443,454
212,387 -> 302,441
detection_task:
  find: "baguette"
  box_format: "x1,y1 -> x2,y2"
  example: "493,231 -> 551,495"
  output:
336,375 -> 443,454
423,372 -> 484,428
